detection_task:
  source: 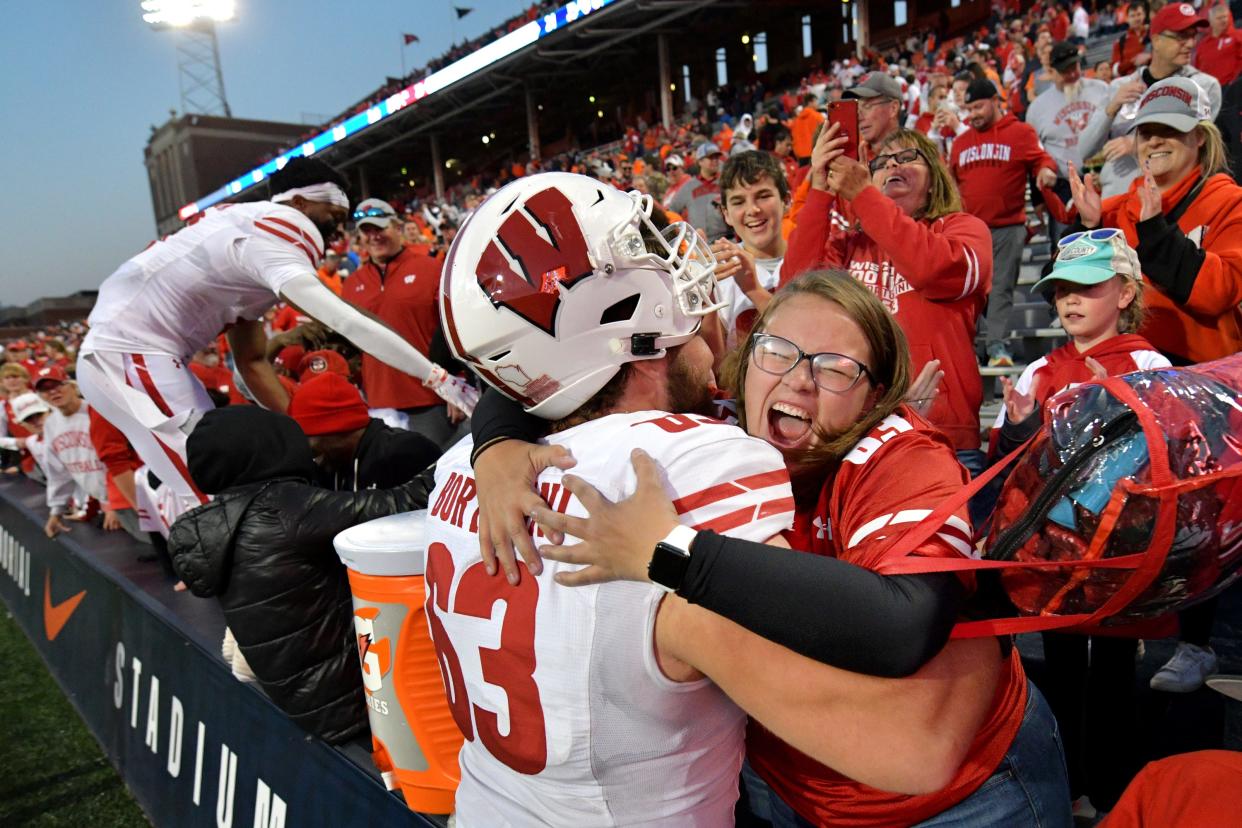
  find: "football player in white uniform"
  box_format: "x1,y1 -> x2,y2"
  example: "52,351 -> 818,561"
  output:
431,173 -> 995,825
77,158 -> 476,521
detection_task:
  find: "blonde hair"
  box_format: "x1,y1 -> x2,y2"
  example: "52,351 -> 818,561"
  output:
724,270 -> 912,468
874,129 -> 963,221
1118,271 -> 1147,334
1197,121 -> 1231,178
1,363 -> 30,381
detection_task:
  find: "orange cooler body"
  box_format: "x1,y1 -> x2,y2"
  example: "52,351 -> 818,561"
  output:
335,511 -> 462,815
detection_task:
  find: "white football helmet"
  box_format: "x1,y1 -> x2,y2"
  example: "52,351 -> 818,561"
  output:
440,172 -> 722,420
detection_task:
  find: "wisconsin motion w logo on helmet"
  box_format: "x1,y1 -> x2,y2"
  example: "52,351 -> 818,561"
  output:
476,187 -> 595,335
441,172 -> 723,419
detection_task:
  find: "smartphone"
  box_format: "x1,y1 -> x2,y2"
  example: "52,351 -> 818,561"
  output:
827,99 -> 860,161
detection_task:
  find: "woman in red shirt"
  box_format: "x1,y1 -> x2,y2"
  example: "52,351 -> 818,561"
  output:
505,272 -> 1071,826
781,123 -> 991,491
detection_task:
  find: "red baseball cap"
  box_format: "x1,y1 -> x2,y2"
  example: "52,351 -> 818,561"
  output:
274,345 -> 306,373
297,349 -> 350,380
33,364 -> 69,389
1151,3 -> 1208,36
6,340 -> 28,351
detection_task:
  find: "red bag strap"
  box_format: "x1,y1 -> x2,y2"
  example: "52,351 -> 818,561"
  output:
870,435 -> 1033,571
1075,377 -> 1177,625
873,377 -> 1182,636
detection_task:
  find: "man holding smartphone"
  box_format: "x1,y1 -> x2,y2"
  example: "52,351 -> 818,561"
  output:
842,72 -> 905,160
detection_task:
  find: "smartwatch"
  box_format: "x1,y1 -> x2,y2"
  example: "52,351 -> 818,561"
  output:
648,524 -> 698,593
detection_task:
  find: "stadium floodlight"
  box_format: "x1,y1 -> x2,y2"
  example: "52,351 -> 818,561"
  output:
141,0 -> 234,117
141,0 -> 235,28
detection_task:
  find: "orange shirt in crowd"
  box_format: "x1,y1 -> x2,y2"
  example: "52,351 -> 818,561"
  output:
1101,751 -> 1242,827
1097,168 -> 1242,364
790,106 -> 825,160
316,265 -> 343,295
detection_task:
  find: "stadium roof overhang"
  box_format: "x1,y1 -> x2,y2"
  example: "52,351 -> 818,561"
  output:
178,0 -> 825,217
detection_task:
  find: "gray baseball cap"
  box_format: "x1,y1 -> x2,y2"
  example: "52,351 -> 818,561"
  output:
843,72 -> 902,101
1129,76 -> 1213,134
352,198 -> 399,229
695,142 -> 724,161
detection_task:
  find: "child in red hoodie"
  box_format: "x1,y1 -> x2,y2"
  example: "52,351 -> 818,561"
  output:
991,229 -> 1171,816
991,229 -> 1169,451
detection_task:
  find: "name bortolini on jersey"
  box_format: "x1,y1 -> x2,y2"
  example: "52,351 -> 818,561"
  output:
422,411 -> 794,826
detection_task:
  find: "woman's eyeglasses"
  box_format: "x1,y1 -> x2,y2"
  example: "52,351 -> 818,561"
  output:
868,148 -> 925,174
750,333 -> 872,393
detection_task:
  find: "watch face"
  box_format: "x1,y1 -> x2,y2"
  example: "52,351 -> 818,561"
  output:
650,541 -> 691,591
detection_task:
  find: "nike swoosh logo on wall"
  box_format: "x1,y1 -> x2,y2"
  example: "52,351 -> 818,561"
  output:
43,571 -> 86,642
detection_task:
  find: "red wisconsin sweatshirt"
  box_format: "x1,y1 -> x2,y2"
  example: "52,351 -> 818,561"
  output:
950,113 -> 1058,228
783,186 -> 993,450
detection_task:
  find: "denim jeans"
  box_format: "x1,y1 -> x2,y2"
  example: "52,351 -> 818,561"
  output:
757,682 -> 1072,827
955,448 -> 992,533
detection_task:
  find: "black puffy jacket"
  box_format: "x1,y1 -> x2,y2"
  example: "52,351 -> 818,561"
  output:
169,407 -> 428,743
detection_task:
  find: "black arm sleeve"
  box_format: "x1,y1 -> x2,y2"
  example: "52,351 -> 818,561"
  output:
678,531 -> 966,677
469,387 -> 547,467
1135,213 -> 1207,305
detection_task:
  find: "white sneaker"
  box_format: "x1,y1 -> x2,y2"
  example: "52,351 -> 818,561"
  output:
1150,642 -> 1218,692
1071,795 -> 1097,819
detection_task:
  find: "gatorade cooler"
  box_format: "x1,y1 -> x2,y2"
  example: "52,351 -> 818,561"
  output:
334,510 -> 462,814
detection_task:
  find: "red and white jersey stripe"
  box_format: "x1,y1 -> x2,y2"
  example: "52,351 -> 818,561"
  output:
84,201 -> 323,358
789,407 -> 976,572
426,410 -> 793,826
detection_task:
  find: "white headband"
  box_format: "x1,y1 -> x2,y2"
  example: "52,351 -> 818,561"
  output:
271,183 -> 350,210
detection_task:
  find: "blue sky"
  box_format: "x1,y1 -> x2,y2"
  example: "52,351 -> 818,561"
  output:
1,0 -> 531,306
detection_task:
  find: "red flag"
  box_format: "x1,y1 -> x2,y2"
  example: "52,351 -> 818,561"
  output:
403,33 -> 420,45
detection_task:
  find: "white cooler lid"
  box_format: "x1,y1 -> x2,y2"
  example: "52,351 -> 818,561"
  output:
333,510 -> 429,576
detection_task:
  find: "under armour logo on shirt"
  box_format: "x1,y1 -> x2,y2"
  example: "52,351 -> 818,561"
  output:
404,274 -> 417,284
813,516 -> 831,540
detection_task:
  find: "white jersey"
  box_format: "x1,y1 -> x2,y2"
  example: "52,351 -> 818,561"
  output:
84,202 -> 324,358
716,256 -> 783,350
425,410 -> 794,827
43,404 -> 107,515
132,465 -> 186,537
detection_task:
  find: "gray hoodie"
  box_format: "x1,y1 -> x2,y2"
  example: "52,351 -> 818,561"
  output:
1025,78 -> 1113,179
1077,65 -> 1222,197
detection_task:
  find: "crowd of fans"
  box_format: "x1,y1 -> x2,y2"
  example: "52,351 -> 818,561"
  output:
5,1 -> 1242,825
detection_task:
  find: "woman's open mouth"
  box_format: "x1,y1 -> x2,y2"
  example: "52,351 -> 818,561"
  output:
767,401 -> 813,448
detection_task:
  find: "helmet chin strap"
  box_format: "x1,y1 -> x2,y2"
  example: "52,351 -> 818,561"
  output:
625,329 -> 697,358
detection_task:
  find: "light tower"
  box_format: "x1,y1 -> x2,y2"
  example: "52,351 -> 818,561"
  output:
141,0 -> 235,117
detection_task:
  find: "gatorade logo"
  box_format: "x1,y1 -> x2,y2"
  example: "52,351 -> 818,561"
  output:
353,607 -> 392,715
44,570 -> 85,642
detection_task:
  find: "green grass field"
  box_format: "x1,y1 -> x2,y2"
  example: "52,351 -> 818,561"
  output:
0,611 -> 148,827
